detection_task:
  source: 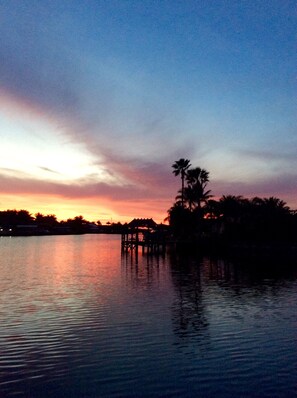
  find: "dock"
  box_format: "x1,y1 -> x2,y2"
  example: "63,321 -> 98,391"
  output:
121,218 -> 167,254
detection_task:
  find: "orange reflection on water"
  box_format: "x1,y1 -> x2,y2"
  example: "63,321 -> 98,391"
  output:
0,234 -> 122,331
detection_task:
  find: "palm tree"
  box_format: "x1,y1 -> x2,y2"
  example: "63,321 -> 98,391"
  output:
191,184 -> 212,209
181,187 -> 195,211
172,158 -> 191,208
262,197 -> 289,212
186,167 -> 209,190
219,195 -> 246,220
185,167 -> 211,209
165,201 -> 192,237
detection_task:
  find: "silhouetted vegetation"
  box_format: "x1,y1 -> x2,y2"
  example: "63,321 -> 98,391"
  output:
0,210 -> 126,236
168,158 -> 297,249
1,159 -> 296,246
172,158 -> 191,208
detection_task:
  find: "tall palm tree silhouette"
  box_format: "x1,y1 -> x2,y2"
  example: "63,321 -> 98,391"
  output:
185,167 -> 211,209
172,158 -> 191,208
186,167 -> 209,189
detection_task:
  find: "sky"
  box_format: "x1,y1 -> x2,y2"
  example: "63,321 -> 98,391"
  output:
0,0 -> 296,223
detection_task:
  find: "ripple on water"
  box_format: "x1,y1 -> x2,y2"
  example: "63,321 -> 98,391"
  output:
1,236 -> 297,397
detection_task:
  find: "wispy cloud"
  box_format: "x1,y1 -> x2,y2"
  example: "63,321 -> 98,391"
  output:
0,169 -> 176,201
38,166 -> 61,174
0,1 -> 296,219
238,147 -> 297,163
213,173 -> 297,208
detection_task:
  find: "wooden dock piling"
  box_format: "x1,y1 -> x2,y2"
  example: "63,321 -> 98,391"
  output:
121,218 -> 167,255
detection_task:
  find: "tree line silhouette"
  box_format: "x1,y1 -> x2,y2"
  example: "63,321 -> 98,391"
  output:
1,158 -> 296,245
168,158 -> 297,247
0,210 -> 125,235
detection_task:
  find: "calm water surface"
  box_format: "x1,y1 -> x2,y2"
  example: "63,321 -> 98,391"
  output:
0,234 -> 296,397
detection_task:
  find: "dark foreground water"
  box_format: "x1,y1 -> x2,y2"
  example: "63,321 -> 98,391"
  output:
0,235 -> 296,398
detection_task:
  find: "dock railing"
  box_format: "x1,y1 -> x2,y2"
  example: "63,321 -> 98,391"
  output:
121,227 -> 167,254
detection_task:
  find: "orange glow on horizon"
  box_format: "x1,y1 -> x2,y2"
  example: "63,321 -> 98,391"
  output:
0,193 -> 169,224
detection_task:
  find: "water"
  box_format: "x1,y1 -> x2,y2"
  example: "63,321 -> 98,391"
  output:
0,235 -> 296,397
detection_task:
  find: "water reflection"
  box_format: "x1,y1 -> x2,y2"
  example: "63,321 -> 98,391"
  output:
204,253 -> 297,295
167,251 -> 209,348
121,250 -> 167,292
121,248 -> 297,343
0,235 -> 122,397
1,236 -> 297,398
122,250 -> 210,346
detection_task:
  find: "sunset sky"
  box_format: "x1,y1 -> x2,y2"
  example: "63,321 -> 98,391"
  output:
0,0 -> 296,223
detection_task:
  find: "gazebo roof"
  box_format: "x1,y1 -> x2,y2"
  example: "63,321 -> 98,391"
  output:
128,218 -> 157,229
